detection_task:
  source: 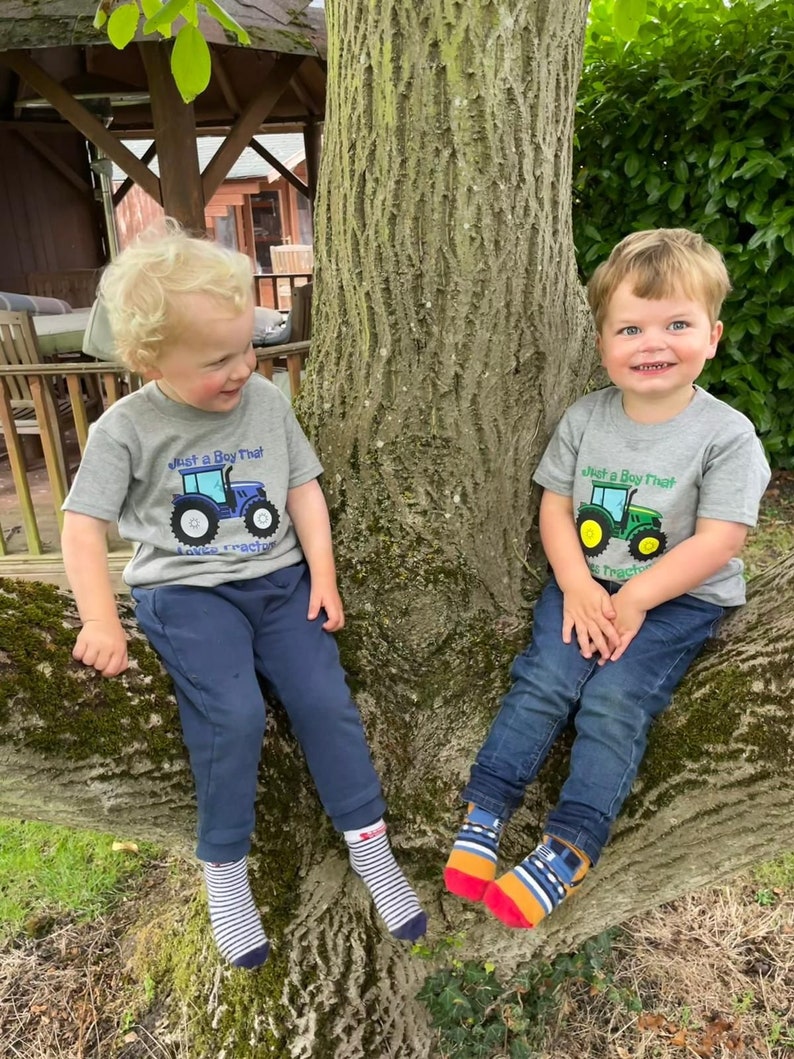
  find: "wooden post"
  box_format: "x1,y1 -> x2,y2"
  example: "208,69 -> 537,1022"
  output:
303,120 -> 322,205
139,42 -> 206,234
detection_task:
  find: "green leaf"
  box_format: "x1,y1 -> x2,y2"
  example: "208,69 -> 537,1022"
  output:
141,0 -> 163,18
93,4 -> 108,30
170,23 -> 211,103
107,2 -> 141,49
623,154 -> 640,178
613,0 -> 647,41
667,185 -> 685,211
203,0 -> 251,44
143,0 -> 191,32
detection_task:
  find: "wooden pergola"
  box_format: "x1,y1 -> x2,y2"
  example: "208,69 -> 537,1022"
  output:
0,1 -> 326,244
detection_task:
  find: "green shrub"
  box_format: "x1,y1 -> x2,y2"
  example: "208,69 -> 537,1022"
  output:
574,0 -> 794,467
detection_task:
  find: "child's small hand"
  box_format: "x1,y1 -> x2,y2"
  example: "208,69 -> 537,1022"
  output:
561,579 -> 619,660
606,587 -> 648,662
307,577 -> 345,632
73,619 -> 129,677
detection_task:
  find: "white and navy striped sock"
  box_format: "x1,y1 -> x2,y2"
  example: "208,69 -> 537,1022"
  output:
344,819 -> 427,941
202,857 -> 270,969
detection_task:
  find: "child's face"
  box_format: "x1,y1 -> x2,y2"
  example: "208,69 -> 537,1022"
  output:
147,294 -> 256,413
597,279 -> 722,417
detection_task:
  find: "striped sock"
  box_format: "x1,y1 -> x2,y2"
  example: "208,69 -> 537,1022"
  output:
202,858 -> 271,968
483,835 -> 590,929
344,820 -> 427,941
444,804 -> 503,902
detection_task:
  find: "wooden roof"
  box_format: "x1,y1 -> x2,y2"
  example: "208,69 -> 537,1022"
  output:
0,2 -> 326,56
0,1 -> 326,135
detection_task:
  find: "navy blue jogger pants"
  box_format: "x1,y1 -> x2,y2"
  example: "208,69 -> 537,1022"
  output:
132,563 -> 385,862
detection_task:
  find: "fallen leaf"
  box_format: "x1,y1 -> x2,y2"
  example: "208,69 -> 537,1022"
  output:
112,840 -> 139,853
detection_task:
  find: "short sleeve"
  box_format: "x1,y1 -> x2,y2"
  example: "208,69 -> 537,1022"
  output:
698,430 -> 771,526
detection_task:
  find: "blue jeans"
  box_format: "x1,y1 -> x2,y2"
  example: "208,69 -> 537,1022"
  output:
132,563 -> 385,862
462,577 -> 724,865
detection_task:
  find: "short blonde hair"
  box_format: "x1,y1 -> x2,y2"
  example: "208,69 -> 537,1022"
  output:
99,218 -> 254,371
587,228 -> 731,330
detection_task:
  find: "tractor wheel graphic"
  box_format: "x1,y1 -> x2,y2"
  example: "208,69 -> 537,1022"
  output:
628,528 -> 667,562
171,501 -> 220,546
244,499 -> 280,539
576,510 -> 611,557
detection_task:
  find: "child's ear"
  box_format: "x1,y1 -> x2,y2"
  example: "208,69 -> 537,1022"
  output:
595,332 -> 604,361
706,320 -> 723,359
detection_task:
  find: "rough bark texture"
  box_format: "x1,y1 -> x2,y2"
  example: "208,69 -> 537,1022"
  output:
2,2 -> 792,1057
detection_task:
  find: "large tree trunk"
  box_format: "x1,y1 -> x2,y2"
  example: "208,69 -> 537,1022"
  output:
2,2 -> 792,1057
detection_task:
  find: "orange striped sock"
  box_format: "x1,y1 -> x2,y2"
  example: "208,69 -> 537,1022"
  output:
483,835 -> 589,929
444,804 -> 503,902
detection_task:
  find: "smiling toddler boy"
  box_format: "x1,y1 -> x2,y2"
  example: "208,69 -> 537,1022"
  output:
444,228 -> 770,928
60,222 -> 426,967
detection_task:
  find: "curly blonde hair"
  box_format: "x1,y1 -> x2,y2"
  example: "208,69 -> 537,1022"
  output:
587,228 -> 731,330
98,218 -> 254,372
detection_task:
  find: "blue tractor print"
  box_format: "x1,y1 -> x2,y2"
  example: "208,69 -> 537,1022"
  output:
170,464 -> 280,546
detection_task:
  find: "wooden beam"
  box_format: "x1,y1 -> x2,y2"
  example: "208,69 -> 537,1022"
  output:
139,42 -> 205,233
210,51 -> 241,116
13,128 -> 92,195
201,54 -> 304,202
247,138 -> 308,198
1,50 -> 162,205
289,70 -> 321,116
303,120 -> 322,204
113,141 -> 157,206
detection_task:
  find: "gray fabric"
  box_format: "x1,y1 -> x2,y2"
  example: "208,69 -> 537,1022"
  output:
81,295 -> 119,361
0,291 -> 72,315
63,374 -> 323,588
534,385 -> 770,606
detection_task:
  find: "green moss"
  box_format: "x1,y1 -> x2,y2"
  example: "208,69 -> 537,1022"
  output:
624,655 -> 792,821
0,579 -> 183,768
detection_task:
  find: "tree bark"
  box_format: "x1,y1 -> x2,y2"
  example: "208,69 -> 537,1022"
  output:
2,1 -> 792,1056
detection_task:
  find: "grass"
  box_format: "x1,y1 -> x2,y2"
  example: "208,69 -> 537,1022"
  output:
0,818 -> 157,944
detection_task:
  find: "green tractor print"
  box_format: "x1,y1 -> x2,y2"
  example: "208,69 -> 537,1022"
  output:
577,483 -> 667,562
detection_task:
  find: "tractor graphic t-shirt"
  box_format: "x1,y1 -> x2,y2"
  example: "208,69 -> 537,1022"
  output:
62,374 -> 323,588
533,386 -> 770,607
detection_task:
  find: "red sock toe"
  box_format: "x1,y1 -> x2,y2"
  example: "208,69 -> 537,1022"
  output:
483,882 -> 535,929
443,867 -> 491,902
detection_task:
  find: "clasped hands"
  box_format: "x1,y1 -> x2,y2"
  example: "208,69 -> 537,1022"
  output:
561,576 -> 647,664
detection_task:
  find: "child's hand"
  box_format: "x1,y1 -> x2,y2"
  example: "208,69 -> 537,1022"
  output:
606,586 -> 648,662
73,619 -> 129,677
561,578 -> 619,660
307,576 -> 345,632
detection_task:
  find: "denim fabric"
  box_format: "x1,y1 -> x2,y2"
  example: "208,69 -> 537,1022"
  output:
132,563 -> 384,862
462,577 -> 724,865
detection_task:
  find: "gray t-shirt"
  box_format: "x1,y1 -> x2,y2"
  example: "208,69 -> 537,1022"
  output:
534,386 -> 770,606
63,374 -> 323,588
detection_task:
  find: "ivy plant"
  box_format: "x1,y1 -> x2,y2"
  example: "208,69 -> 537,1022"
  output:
93,0 -> 250,103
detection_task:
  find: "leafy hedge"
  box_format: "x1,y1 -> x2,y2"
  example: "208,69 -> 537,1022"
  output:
573,0 -> 794,467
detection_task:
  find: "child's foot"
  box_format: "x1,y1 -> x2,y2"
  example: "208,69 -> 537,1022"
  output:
202,858 -> 271,968
483,835 -> 589,929
344,820 -> 427,941
444,804 -> 503,902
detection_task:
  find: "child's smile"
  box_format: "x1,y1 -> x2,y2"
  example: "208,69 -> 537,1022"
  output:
597,279 -> 723,421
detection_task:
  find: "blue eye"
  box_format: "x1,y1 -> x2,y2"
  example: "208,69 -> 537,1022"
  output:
621,325 -> 641,336
669,320 -> 688,331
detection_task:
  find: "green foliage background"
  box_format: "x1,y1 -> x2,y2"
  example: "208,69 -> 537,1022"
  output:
574,0 -> 794,467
